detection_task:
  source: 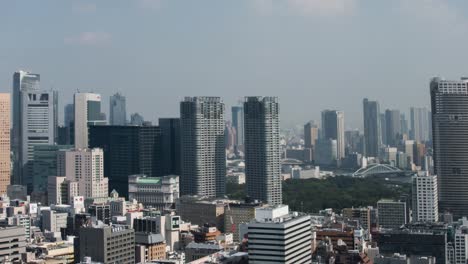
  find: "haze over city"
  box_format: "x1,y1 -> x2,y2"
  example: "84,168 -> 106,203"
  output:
2,0 -> 468,127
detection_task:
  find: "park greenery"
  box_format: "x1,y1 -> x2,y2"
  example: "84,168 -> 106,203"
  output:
226,176 -> 411,213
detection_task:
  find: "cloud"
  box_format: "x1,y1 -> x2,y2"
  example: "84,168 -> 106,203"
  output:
72,2 -> 97,14
64,32 -> 111,46
137,0 -> 162,10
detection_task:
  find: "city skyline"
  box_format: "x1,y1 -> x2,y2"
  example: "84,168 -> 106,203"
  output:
4,1 -> 468,127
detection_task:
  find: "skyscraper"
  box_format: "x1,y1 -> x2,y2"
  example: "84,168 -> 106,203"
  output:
0,94 -> 10,195
12,71 -> 57,190
380,113 -> 387,147
304,121 -> 319,149
410,107 -> 430,143
244,96 -> 282,205
385,109 -> 401,147
89,125 -> 163,197
130,113 -> 144,126
321,110 -> 345,162
231,106 -> 244,148
109,93 -> 127,125
430,77 -> 468,218
180,97 -> 225,198
159,118 -> 180,176
74,93 -> 106,149
64,103 -> 74,128
363,98 -> 381,157
64,103 -> 74,145
400,113 -> 409,137
57,148 -> 109,198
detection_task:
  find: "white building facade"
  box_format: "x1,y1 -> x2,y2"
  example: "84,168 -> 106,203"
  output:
247,205 -> 312,263
412,173 -> 438,222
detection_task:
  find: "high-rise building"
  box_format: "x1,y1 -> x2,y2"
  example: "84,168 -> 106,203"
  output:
12,71 -> 39,185
304,121 -> 319,149
385,109 -> 401,146
0,94 -> 10,195
57,148 -> 108,198
159,118 -> 180,176
246,205 -> 312,263
380,113 -> 387,148
412,173 -> 438,222
79,225 -> 135,264
109,93 -> 126,125
74,93 -> 106,149
64,103 -> 74,145
244,96 -> 282,205
363,98 -> 381,157
64,103 -> 74,128
12,71 -> 57,191
410,107 -> 430,143
89,125 -> 163,197
180,97 -> 225,198
224,122 -> 236,150
430,77 -> 468,218
315,139 -> 338,166
321,110 -> 345,162
130,113 -> 144,126
344,130 -> 363,154
400,113 -> 409,137
32,144 -> 72,199
231,106 -> 244,148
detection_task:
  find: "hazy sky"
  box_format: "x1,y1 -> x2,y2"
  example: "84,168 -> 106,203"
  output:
2,0 -> 468,129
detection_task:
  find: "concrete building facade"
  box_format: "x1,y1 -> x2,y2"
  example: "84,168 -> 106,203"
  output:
128,174 -> 179,210
74,93 -> 106,149
244,96 -> 282,205
0,226 -> 26,262
0,94 -> 10,195
377,200 -> 407,229
412,173 -> 438,222
79,225 -> 135,264
180,97 -> 226,197
57,148 -> 108,198
247,205 -> 312,264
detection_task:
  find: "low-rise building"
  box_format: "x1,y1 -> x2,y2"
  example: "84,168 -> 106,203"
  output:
176,196 -> 229,232
0,226 -> 26,262
377,200 -> 407,229
185,242 -> 223,262
128,174 -> 179,210
135,233 -> 166,263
